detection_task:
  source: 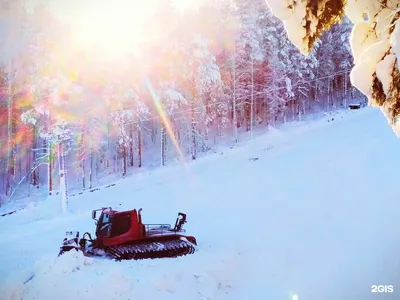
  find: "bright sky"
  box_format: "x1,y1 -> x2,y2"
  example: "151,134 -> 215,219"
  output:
41,0 -> 160,59
27,0 -> 154,18
26,0 -> 201,60
28,0 -> 201,21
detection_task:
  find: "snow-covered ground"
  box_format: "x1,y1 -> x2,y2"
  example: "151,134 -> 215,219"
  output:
1,107 -> 400,300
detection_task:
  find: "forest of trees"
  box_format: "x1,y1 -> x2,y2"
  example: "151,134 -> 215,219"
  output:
0,0 -> 365,206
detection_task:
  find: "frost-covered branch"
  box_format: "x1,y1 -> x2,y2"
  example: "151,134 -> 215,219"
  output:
265,0 -> 400,135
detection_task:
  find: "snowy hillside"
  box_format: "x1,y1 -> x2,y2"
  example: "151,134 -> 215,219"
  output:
1,107 -> 400,300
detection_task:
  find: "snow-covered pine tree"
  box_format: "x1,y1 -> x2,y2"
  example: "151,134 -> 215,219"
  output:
325,18 -> 353,107
235,0 -> 265,137
178,35 -> 222,159
130,94 -> 150,169
21,66 -> 76,209
0,0 -> 31,196
109,107 -> 132,177
156,82 -> 186,166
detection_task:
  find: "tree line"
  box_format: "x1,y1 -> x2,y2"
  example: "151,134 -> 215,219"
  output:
0,0 -> 365,206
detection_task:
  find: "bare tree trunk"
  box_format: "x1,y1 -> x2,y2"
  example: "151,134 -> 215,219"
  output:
89,147 -> 93,189
18,150 -> 22,182
160,121 -> 166,166
343,71 -> 347,107
48,140 -> 52,195
137,127 -> 142,168
151,120 -> 157,145
191,94 -> 197,160
58,142 -> 68,212
250,57 -> 254,139
174,120 -> 181,145
5,69 -> 13,196
122,145 -> 127,176
80,130 -> 85,190
31,126 -> 38,186
298,102 -> 302,121
232,45 -> 238,143
26,134 -> 32,183
106,121 -> 111,171
264,97 -> 269,126
283,107 -> 287,124
327,79 -> 330,111
136,103 -> 143,168
129,122 -> 134,167
314,69 -> 319,103
332,79 -> 337,109
204,97 -> 210,142
292,100 -> 296,121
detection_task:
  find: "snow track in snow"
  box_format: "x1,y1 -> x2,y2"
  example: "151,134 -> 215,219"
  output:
1,108 -> 400,300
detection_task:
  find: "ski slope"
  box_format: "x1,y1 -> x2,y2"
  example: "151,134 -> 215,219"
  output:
1,107 -> 400,300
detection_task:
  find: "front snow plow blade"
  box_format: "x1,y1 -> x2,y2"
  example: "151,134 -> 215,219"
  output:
59,231 -> 82,256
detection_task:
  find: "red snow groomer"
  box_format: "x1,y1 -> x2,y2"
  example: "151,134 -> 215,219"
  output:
59,208 -> 197,260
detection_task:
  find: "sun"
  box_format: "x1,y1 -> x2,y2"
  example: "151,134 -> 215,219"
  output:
64,0 -> 204,60
70,0 -> 156,60
170,0 -> 202,13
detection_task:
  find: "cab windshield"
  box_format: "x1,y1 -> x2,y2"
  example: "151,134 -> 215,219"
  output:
96,212 -> 112,238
